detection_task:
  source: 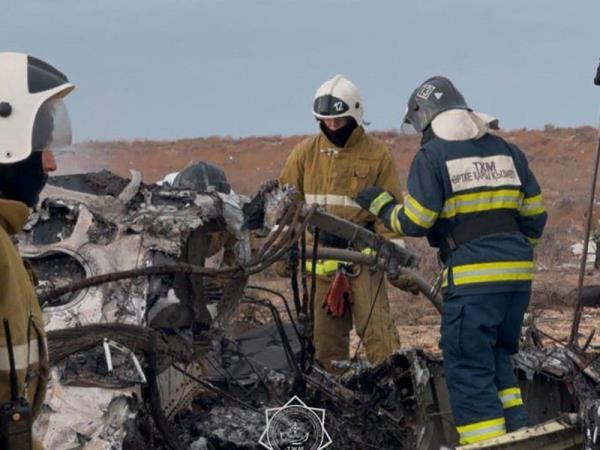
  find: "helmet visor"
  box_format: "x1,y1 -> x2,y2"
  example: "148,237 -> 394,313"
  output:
32,98 -> 72,153
313,95 -> 350,118
400,106 -> 417,134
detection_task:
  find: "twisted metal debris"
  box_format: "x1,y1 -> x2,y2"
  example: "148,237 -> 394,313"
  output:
17,170 -> 600,449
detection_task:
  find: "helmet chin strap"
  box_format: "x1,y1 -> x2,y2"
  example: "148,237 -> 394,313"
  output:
420,126 -> 436,145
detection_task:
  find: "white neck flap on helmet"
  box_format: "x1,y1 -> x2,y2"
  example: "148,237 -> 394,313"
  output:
431,109 -> 499,141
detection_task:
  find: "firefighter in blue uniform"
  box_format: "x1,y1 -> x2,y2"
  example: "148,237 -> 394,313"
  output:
355,76 -> 547,445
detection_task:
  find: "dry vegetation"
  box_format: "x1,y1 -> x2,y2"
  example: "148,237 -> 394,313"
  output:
58,126 -> 600,354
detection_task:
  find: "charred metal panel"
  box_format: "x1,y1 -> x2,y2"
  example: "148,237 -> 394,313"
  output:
21,171 -> 252,449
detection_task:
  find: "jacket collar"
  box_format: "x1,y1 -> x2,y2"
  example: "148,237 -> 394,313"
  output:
0,199 -> 29,235
320,125 -> 365,150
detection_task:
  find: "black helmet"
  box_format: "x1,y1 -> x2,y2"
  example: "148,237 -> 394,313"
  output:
173,161 -> 231,194
403,76 -> 470,132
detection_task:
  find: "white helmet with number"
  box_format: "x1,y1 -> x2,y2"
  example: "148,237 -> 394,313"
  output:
312,74 -> 364,125
0,52 -> 75,164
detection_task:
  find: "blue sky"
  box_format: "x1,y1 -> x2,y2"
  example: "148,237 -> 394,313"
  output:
2,1 -> 599,141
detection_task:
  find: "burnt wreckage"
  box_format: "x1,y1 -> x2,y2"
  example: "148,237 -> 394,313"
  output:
15,170 -> 600,449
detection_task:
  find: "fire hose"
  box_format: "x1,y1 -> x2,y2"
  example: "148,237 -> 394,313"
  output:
316,247 -> 443,314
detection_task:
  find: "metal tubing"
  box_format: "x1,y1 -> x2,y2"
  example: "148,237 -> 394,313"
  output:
570,118 -> 600,347
317,247 -> 443,314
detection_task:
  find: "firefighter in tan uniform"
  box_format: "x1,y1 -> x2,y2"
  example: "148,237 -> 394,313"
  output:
279,75 -> 412,372
0,52 -> 75,449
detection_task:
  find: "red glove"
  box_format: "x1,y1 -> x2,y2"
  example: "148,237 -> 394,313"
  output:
322,271 -> 353,318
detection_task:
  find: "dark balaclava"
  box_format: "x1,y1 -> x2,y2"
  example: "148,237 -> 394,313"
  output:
320,117 -> 358,148
0,152 -> 47,207
0,104 -> 54,207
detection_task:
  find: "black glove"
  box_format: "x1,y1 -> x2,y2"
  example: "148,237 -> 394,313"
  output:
355,187 -> 399,228
243,180 -> 281,230
243,196 -> 265,230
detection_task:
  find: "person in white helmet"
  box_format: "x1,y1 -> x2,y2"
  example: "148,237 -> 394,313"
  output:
0,52 -> 75,449
279,75 -> 415,373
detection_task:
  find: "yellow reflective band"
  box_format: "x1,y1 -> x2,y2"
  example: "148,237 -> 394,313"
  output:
390,204 -> 404,234
441,189 -> 523,219
526,236 -> 539,246
523,194 -> 542,205
457,417 -> 506,445
369,192 -> 394,216
305,259 -> 342,276
499,387 -> 524,409
305,250 -> 373,275
451,261 -> 534,285
361,247 -> 376,256
519,194 -> 545,216
404,194 -> 438,228
304,193 -> 360,208
441,268 -> 449,288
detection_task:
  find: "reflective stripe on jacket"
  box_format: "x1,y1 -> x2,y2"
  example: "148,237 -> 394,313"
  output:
0,199 -> 48,419
389,133 -> 547,296
279,126 -> 403,243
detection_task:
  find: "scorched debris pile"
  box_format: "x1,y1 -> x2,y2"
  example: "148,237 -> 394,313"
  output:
15,170 -> 600,450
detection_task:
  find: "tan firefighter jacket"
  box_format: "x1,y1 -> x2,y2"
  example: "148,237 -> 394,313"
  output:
279,126 -> 403,273
0,199 -> 48,419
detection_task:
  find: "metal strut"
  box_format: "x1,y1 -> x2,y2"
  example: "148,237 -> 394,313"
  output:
570,59 -> 600,347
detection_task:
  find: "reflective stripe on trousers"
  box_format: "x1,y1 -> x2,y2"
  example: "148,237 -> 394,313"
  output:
457,417 -> 506,445
499,387 -> 524,409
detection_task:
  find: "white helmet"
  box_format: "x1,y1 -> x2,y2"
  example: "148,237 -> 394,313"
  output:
0,52 -> 75,164
312,74 -> 364,125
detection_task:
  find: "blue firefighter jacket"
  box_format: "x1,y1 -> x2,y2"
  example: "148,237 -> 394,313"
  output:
388,133 -> 547,297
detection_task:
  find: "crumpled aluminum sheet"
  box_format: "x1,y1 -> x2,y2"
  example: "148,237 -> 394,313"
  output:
33,370 -> 139,450
18,171 -> 252,449
513,347 -> 574,380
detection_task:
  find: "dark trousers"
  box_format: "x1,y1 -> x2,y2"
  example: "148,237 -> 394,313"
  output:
440,291 -> 530,442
